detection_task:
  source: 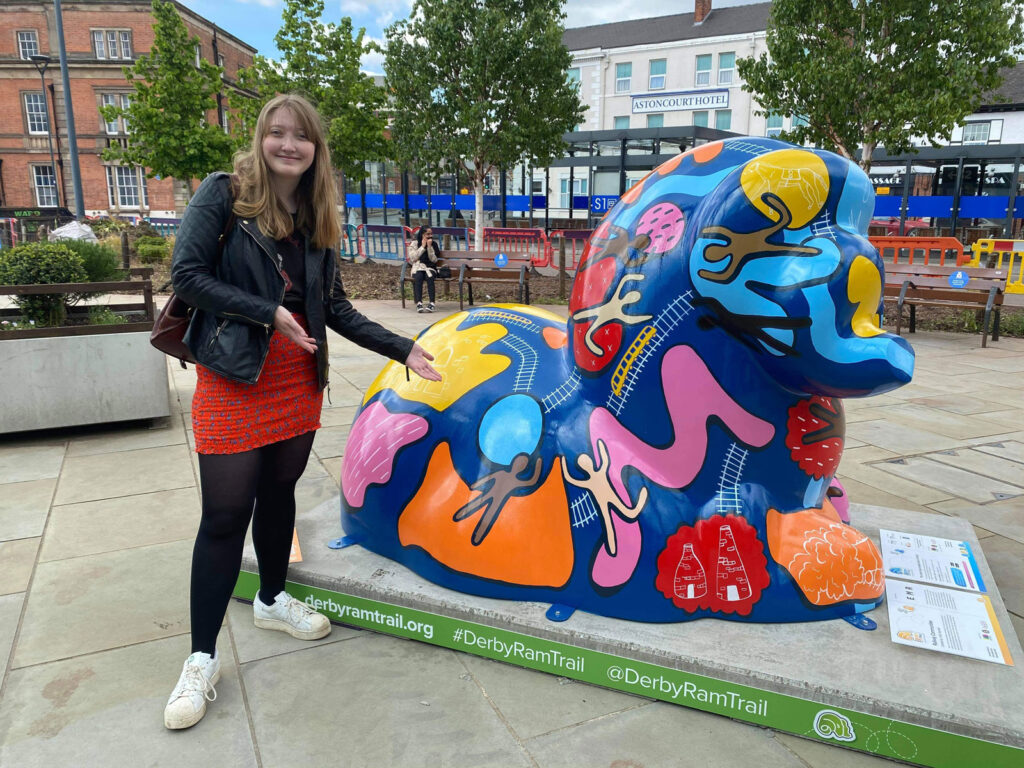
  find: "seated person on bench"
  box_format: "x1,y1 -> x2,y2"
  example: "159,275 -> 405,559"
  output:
408,227 -> 441,313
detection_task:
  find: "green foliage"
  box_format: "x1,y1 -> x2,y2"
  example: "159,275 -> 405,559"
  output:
88,217 -> 132,237
737,0 -> 1024,169
384,0 -> 584,247
87,306 -> 128,326
134,236 -> 170,264
229,0 -> 388,181
101,0 -> 234,194
57,239 -> 125,283
0,242 -> 87,326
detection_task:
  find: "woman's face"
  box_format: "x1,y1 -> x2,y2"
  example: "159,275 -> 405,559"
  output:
424,229 -> 433,242
261,108 -> 315,182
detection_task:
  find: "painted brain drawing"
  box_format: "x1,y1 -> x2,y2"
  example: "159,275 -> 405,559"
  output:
339,138 -> 915,624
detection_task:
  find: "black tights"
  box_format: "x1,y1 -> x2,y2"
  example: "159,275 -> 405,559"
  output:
190,430 -> 315,655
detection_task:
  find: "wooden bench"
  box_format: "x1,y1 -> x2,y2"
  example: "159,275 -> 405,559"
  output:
883,263 -> 1005,347
445,250 -> 530,310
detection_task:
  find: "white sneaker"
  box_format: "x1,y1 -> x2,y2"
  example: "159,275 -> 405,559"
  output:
164,651 -> 220,730
416,302 -> 426,313
253,591 -> 331,640
427,303 -> 435,313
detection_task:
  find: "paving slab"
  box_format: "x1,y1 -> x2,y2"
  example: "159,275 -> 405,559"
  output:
977,535 -> 1024,618
0,478 -> 55,542
311,424 -> 352,460
236,499 -> 1024,767
925,447 -> 1024,488
65,420 -> 186,457
835,460 -> 954,506
845,420 -> 961,456
39,486 -> 201,563
225,598 -> 359,664
0,442 -> 65,484
928,498 -> 1024,546
13,539 -> 192,668
773,731 -> 917,767
53,443 -> 195,506
0,592 -> 25,673
972,440 -> 1024,466
0,635 -> 256,768
242,634 -> 534,768
882,404 -> 1014,441
0,537 -> 39,596
871,456 -> 1023,505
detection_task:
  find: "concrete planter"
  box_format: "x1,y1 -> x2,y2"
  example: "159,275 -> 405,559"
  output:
0,330 -> 170,434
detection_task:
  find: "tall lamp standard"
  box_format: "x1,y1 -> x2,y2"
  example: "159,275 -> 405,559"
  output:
28,54 -> 62,209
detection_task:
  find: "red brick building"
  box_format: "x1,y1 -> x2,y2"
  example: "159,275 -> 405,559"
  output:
0,0 -> 256,218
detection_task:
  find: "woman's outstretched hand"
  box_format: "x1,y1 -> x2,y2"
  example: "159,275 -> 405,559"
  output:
273,306 -> 318,353
406,342 -> 442,381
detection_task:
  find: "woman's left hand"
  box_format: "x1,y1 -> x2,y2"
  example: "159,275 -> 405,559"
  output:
406,342 -> 442,381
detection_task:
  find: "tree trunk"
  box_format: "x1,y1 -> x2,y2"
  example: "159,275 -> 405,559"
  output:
474,168 -> 485,250
860,140 -> 876,173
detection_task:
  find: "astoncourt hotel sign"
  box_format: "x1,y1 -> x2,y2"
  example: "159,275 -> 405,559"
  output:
632,89 -> 729,114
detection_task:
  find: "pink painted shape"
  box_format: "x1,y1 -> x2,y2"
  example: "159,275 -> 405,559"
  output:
636,202 -> 685,254
342,401 -> 429,508
588,345 -> 776,588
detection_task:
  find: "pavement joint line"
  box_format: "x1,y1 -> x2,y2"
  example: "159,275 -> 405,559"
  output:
0,439 -> 65,704
225,609 -> 264,768
7,628 -> 191,674
770,731 -> 817,768
51,481 -> 198,508
519,698 -> 656,745
34,534 -> 199,566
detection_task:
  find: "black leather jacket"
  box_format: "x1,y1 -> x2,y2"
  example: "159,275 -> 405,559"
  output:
171,172 -> 413,388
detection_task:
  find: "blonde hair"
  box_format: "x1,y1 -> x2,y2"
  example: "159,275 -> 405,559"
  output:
232,93 -> 341,249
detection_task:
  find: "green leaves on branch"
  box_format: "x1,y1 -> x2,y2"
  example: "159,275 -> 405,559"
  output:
228,0 -> 388,181
100,0 -> 233,192
737,0 -> 1024,170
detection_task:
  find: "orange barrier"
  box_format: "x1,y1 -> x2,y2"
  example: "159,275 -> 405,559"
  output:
968,239 -> 1024,295
481,227 -> 551,268
549,229 -> 593,271
868,236 -> 969,266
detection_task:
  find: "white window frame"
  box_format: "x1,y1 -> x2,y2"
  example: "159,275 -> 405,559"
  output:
105,165 -> 148,210
92,28 -> 132,60
18,30 -> 39,60
765,113 -> 784,137
24,92 -> 48,135
559,176 -> 588,209
195,44 -> 202,68
615,62 -> 631,94
962,122 -> 991,145
101,93 -> 131,135
220,106 -> 229,133
31,165 -> 58,207
648,59 -> 666,91
695,54 -> 712,87
718,52 -> 736,86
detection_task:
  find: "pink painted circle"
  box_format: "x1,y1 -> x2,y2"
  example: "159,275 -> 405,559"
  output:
635,202 -> 685,253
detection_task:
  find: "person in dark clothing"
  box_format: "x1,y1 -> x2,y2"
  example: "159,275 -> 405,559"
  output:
408,226 -> 441,312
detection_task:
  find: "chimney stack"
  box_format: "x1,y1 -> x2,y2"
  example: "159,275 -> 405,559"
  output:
695,0 -> 712,24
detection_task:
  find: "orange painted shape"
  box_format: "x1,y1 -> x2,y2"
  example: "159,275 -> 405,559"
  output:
398,444 -> 575,588
690,141 -> 724,164
620,171 -> 655,205
766,507 -> 883,606
656,152 -> 686,176
543,326 -> 568,349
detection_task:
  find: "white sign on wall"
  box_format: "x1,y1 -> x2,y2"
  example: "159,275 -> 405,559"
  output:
632,89 -> 729,114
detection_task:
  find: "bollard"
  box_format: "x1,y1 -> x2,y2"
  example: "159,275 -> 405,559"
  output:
121,231 -> 130,270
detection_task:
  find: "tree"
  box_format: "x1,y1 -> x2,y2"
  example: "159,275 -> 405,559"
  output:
229,0 -> 389,212
384,0 -> 584,247
101,0 -> 233,197
737,0 -> 1024,170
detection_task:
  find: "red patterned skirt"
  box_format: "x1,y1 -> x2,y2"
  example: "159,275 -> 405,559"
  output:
192,314 -> 322,454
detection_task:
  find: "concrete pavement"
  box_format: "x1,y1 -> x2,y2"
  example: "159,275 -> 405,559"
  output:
1,300 -> 1023,767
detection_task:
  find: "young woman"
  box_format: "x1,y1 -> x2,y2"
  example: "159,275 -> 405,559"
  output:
408,226 -> 441,312
165,93 -> 440,730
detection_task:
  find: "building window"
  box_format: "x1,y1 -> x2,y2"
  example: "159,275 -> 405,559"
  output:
693,110 -> 709,128
567,67 -> 580,87
695,54 -> 712,86
649,59 -> 666,90
765,112 -> 784,137
92,29 -> 132,59
715,109 -> 732,131
791,113 -> 809,128
962,122 -> 991,144
101,93 -> 131,135
646,113 -> 664,129
32,165 -> 58,207
220,106 -> 229,133
615,62 -> 631,93
559,177 -> 588,208
18,30 -> 39,60
105,165 -> 148,209
613,115 -> 629,129
24,92 -> 48,134
195,44 -> 202,67
718,52 -> 736,86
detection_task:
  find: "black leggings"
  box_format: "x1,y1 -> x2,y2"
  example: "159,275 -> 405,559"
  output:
412,271 -> 435,303
189,430 -> 315,654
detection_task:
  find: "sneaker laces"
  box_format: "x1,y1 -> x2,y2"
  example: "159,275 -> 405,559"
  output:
284,597 -> 318,625
176,663 -> 217,703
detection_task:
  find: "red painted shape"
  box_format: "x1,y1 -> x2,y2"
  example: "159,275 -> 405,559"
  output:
572,321 -> 623,372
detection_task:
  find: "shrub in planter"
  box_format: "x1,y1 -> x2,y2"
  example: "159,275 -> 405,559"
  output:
135,235 -> 169,264
0,242 -> 86,326
57,239 -> 126,304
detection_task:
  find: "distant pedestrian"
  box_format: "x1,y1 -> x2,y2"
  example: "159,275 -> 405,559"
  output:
408,226 -> 441,312
165,92 -> 440,730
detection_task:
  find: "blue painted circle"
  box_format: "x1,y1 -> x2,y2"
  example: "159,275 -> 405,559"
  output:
494,252 -> 509,267
948,270 -> 969,288
478,395 -> 542,465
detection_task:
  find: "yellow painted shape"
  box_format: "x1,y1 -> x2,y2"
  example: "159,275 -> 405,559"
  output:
740,149 -> 829,229
848,255 -> 884,337
363,312 -> 510,410
472,304 -> 566,323
398,444 -> 575,587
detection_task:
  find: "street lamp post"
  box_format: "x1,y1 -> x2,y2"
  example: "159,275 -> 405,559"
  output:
53,0 -> 85,219
29,54 -> 62,209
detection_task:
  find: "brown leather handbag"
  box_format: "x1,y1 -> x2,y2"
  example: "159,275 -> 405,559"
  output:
150,194 -> 237,367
